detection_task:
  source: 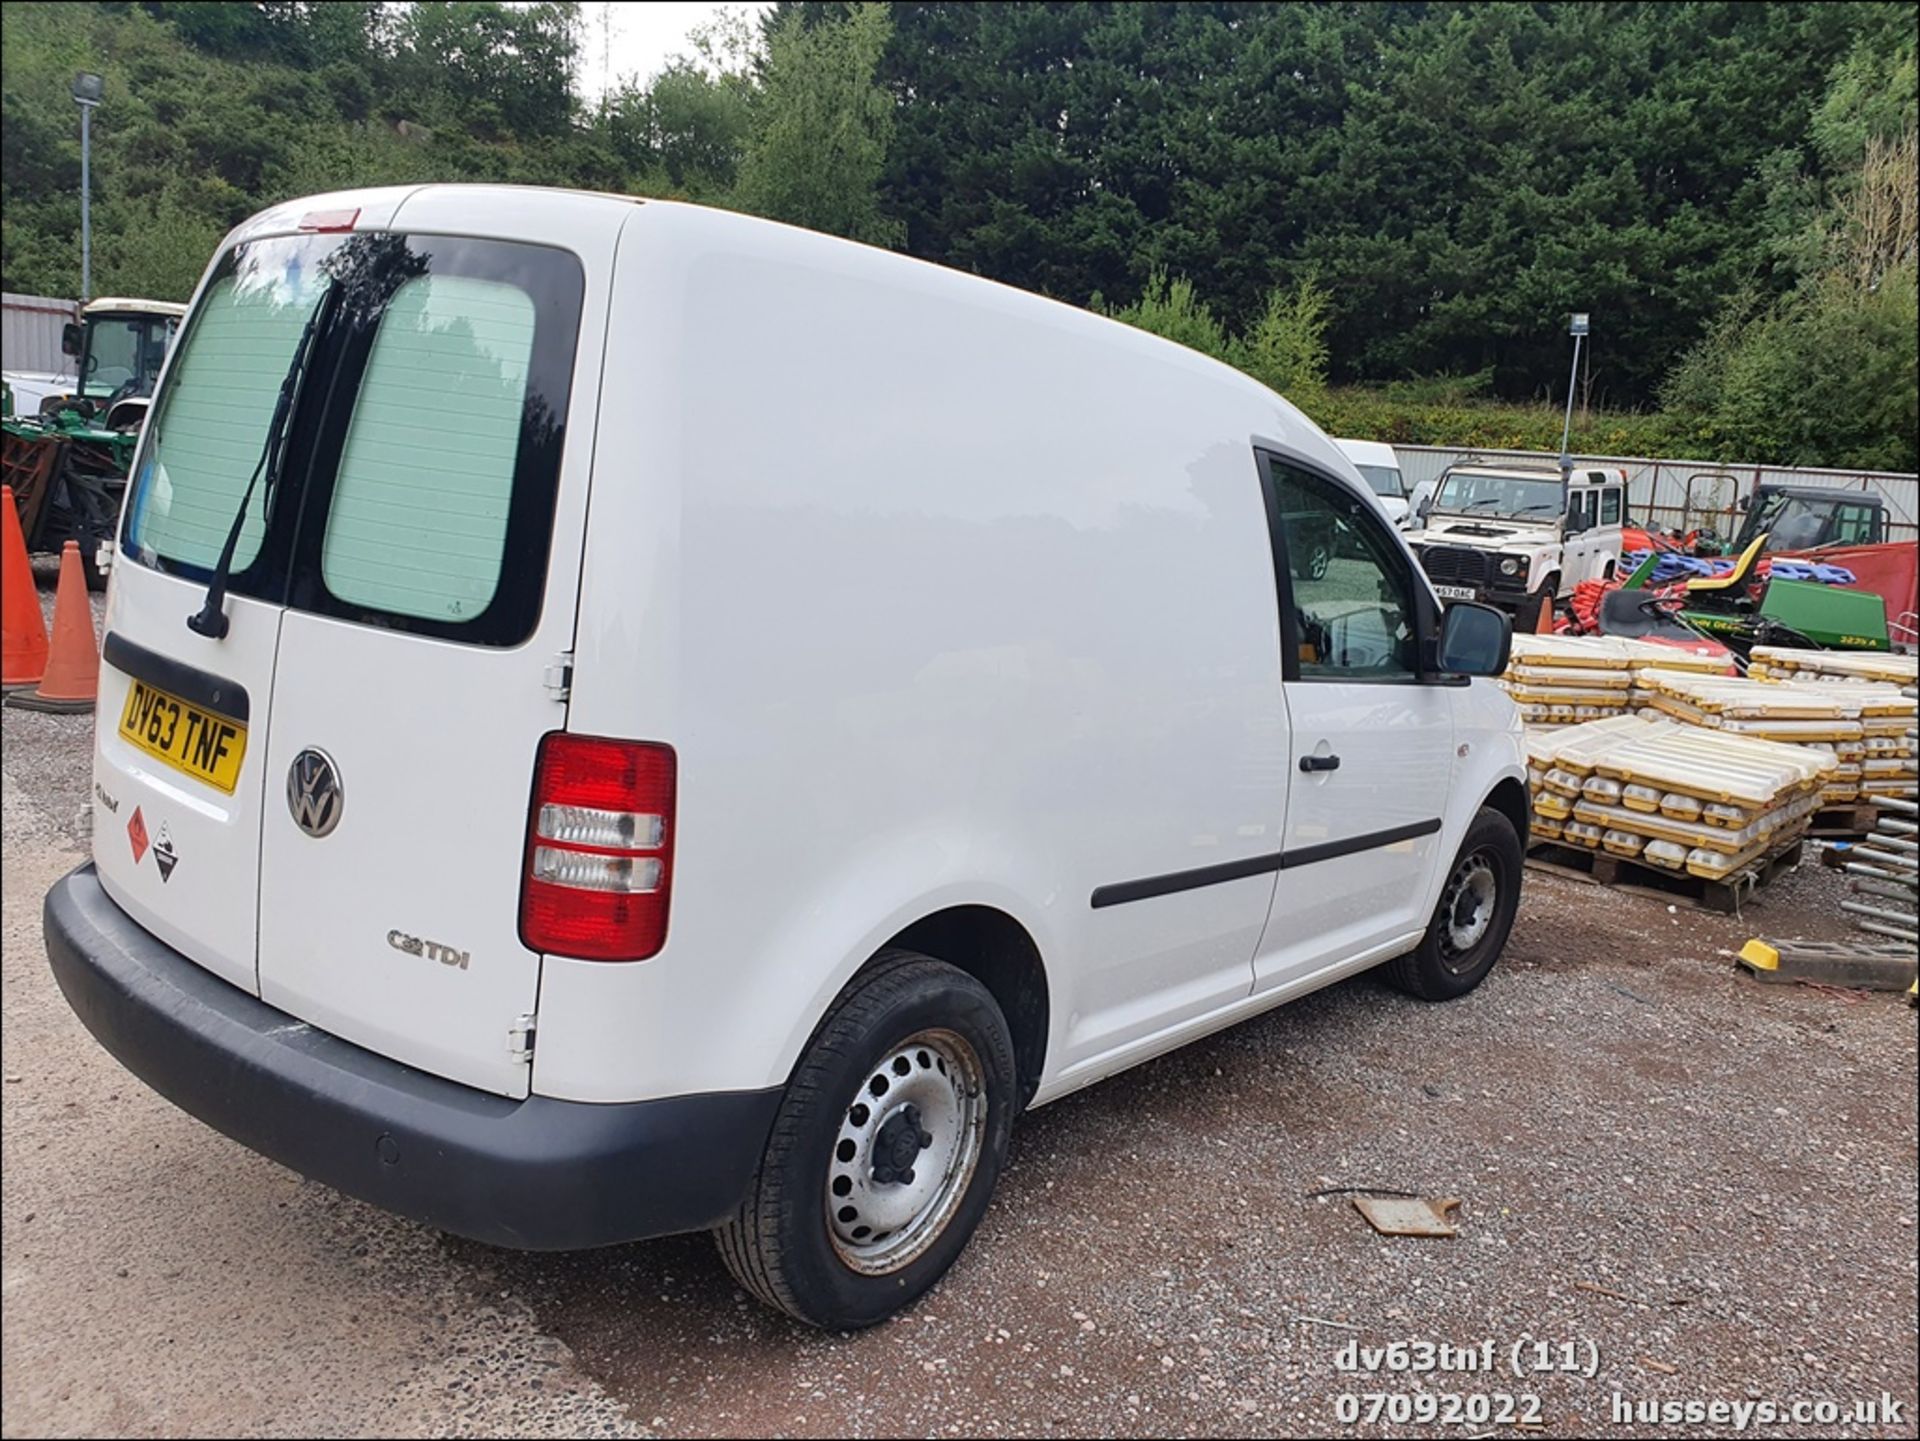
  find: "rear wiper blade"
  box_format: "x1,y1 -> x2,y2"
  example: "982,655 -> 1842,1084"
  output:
187,287 -> 336,640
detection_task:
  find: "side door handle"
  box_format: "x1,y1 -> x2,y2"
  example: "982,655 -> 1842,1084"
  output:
1300,754 -> 1341,773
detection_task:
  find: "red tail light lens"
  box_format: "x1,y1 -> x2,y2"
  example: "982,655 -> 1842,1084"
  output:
520,734 -> 676,961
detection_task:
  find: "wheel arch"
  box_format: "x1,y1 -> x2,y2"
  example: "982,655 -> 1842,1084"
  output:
868,906 -> 1050,1108
780,900 -> 1053,1110
1482,775 -> 1531,845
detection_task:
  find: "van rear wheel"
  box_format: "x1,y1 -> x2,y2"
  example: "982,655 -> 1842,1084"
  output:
1382,806 -> 1521,1001
714,950 -> 1017,1329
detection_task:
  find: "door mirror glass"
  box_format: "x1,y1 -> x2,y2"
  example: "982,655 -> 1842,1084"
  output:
1435,601 -> 1510,677
61,321 -> 82,356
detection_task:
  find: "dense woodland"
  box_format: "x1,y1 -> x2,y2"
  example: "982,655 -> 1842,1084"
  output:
2,2 -> 1914,468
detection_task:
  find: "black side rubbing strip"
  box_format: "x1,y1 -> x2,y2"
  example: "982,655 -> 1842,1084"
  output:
1091,818 -> 1446,907
101,632 -> 250,722
1090,852 -> 1283,909
1281,818 -> 1443,870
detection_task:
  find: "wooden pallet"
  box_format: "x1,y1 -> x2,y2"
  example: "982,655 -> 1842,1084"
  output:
1808,801 -> 1880,838
1526,836 -> 1804,914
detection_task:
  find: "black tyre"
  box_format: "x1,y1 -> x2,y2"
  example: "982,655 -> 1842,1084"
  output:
1382,806 -> 1522,1001
1520,575 -> 1558,629
714,949 -> 1017,1329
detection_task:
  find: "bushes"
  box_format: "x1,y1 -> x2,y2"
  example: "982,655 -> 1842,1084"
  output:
1095,269 -> 1231,360
1302,389 -> 1692,458
1231,278 -> 1330,405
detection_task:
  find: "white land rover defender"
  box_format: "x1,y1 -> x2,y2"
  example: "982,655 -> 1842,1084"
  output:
1407,464 -> 1627,614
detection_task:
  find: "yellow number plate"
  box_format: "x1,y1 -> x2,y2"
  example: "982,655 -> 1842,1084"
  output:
117,679 -> 247,794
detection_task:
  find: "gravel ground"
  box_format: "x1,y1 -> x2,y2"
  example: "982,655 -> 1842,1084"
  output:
3,563 -> 1915,1437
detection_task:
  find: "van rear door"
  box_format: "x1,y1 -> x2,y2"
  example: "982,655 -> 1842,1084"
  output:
112,191 -> 621,1098
94,192 -> 423,996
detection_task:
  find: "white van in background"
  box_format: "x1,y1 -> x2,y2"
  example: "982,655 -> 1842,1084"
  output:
46,186 -> 1527,1330
1333,436 -> 1411,528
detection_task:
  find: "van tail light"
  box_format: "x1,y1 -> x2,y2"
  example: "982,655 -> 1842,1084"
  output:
520,734 -> 676,961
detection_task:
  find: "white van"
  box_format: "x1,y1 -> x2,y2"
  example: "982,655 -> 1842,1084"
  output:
45,186 -> 1528,1330
1332,436 -> 1410,528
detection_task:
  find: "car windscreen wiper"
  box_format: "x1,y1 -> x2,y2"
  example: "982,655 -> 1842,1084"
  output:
187,285 -> 337,640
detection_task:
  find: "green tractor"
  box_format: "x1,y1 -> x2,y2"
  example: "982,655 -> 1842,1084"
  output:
1,298 -> 183,589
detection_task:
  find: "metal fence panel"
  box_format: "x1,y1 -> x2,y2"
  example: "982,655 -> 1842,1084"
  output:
1394,445 -> 1919,543
1,292 -> 79,380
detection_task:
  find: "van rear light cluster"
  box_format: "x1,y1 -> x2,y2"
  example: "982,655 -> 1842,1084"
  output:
520,734 -> 676,961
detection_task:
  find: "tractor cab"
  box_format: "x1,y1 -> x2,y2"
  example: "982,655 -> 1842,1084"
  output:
53,298 -> 188,428
1732,485 -> 1887,553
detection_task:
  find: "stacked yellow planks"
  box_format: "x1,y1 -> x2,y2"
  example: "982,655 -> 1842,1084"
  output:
1527,714 -> 1833,880
1633,671 -> 1911,803
1746,646 -> 1919,801
1498,635 -> 1730,732
1747,646 -> 1919,687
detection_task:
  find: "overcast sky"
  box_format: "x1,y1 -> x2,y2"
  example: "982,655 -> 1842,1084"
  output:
575,2 -> 772,99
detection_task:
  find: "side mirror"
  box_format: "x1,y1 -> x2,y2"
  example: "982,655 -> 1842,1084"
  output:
1435,601 -> 1510,677
1564,511 -> 1588,536
61,321 -> 82,357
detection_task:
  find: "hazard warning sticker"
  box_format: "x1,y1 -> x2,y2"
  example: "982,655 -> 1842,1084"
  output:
152,822 -> 178,882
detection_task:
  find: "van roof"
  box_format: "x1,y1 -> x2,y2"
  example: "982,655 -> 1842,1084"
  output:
1333,437 -> 1398,468
81,297 -> 188,319
222,185 -> 1349,479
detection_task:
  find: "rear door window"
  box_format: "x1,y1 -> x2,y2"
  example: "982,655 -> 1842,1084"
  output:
126,265 -> 330,573
122,231 -> 583,647
1600,488 -> 1622,525
320,276 -> 535,623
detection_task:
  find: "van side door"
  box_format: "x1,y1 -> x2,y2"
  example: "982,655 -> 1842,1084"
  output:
1251,454 -> 1455,992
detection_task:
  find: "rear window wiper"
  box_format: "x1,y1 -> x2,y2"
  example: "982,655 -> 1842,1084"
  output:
187,286 -> 337,640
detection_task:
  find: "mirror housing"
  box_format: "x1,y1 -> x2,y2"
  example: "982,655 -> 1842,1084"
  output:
1434,601 -> 1510,678
61,321 -> 82,357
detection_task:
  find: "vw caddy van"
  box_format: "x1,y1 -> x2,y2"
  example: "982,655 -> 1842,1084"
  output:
45,187 -> 1526,1329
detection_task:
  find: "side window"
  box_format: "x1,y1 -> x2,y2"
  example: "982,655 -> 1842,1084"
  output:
1266,458 -> 1419,681
1600,487 -> 1622,525
1832,505 -> 1874,544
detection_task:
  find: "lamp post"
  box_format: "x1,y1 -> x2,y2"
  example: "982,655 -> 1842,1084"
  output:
72,71 -> 103,302
1558,311 -> 1589,491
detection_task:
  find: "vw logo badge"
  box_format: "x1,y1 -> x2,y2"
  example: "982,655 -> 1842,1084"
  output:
287,748 -> 344,838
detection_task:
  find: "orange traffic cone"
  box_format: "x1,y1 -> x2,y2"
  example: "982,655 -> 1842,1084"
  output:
1535,591 -> 1556,634
1,484 -> 50,690
7,542 -> 99,713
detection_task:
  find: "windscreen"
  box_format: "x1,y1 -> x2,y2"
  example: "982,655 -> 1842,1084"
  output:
1355,464 -> 1404,499
1431,471 -> 1563,520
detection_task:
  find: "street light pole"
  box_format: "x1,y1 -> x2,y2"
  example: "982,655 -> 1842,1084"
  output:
72,72 -> 104,302
1559,311 -> 1589,493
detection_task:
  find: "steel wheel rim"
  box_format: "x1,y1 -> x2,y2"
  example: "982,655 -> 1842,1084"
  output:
1439,851 -> 1499,968
825,1027 -> 987,1275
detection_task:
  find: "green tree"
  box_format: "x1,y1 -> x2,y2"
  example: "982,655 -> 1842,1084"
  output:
734,2 -> 903,247
1096,269 -> 1229,360
1232,278 -> 1331,403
